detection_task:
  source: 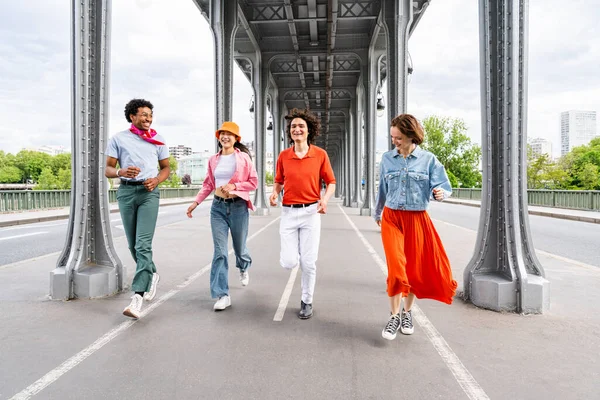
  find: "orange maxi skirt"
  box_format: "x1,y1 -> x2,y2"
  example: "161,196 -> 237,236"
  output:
381,207 -> 457,304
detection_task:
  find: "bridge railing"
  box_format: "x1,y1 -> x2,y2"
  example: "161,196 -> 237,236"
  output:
0,188 -> 201,212
452,188 -> 600,211
2,188 -> 599,213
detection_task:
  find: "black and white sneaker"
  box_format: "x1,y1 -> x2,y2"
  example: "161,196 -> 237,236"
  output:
400,309 -> 414,335
381,313 -> 401,340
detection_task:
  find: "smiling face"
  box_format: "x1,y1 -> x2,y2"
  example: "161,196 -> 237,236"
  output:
290,117 -> 309,144
130,107 -> 153,131
219,130 -> 237,150
390,126 -> 414,153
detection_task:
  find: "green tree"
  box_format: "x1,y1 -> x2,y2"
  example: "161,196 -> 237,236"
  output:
560,137 -> 600,189
421,115 -> 482,188
14,150 -> 52,182
168,155 -> 178,174
56,168 -> 72,189
0,166 -> 23,183
265,171 -> 274,185
35,167 -> 58,190
51,153 -> 71,174
161,173 -> 181,188
578,162 -> 599,190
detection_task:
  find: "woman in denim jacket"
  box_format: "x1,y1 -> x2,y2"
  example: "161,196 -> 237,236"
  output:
374,114 -> 457,340
186,122 -> 258,311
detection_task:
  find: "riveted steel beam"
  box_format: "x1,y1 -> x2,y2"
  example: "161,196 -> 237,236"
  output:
463,0 -> 549,314
51,0 -> 122,300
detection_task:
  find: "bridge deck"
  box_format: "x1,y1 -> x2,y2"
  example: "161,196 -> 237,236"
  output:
1,199 -> 599,399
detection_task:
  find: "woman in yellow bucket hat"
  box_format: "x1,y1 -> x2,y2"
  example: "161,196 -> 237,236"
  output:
186,122 -> 258,311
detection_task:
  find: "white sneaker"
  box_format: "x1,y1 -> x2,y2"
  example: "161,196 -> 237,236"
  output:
143,273 -> 160,302
213,295 -> 231,311
240,270 -> 249,286
123,294 -> 143,319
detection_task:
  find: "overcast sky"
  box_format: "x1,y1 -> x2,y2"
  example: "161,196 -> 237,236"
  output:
1,0 -> 598,159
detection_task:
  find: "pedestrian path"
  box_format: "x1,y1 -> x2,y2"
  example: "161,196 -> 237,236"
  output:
1,199 -> 598,399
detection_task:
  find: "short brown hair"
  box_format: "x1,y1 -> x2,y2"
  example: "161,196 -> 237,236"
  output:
284,108 -> 321,145
390,114 -> 424,145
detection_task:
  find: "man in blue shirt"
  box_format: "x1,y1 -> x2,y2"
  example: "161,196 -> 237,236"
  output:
105,98 -> 170,319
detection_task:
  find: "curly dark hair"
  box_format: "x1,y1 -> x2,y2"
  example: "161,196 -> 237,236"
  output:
124,99 -> 154,122
284,108 -> 320,145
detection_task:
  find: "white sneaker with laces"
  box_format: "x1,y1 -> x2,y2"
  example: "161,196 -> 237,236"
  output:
213,295 -> 231,311
240,270 -> 249,286
123,294 -> 143,319
144,273 -> 160,301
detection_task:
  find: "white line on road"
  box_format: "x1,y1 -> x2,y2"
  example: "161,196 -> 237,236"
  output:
0,232 -> 48,241
273,266 -> 299,321
338,205 -> 490,400
8,216 -> 281,400
1,221 -> 66,231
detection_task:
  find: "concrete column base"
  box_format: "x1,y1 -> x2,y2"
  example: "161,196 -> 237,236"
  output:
350,201 -> 359,208
470,273 -> 550,314
359,208 -> 372,216
50,265 -> 120,300
252,207 -> 270,216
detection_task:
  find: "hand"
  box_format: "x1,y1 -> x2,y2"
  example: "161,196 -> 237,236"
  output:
121,166 -> 141,179
316,199 -> 327,214
433,188 -> 444,201
221,183 -> 236,195
186,202 -> 198,218
269,192 -> 279,207
376,219 -> 381,227
144,177 -> 160,192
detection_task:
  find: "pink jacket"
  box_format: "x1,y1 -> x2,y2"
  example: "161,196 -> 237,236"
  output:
195,148 -> 258,211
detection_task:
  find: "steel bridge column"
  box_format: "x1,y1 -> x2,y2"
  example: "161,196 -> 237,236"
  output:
343,119 -> 351,206
349,97 -> 357,207
360,50 -> 383,216
271,90 -> 281,179
464,0 -> 549,313
209,0 -> 237,151
251,61 -> 270,215
352,91 -> 362,207
50,0 -> 122,299
383,0 -> 412,151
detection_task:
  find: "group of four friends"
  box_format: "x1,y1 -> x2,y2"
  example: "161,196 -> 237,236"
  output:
105,98 -> 456,341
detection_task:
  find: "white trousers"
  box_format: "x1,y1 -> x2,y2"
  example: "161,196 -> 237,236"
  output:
279,203 -> 321,304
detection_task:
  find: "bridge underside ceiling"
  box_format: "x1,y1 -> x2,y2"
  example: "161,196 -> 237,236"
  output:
193,0 -> 429,149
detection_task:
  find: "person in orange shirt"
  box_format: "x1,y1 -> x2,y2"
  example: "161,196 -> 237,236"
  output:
269,108 -> 336,319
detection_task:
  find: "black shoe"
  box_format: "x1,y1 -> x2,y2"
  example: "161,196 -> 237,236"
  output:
298,300 -> 313,319
400,308 -> 414,335
381,313 -> 401,340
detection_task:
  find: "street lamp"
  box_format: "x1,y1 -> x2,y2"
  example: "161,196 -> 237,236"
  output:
249,95 -> 255,119
376,89 -> 385,117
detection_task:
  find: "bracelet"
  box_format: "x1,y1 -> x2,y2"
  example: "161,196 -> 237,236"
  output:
115,168 -> 120,178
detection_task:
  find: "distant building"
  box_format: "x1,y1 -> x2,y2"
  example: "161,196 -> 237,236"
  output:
24,145 -> 68,156
529,138 -> 552,158
560,110 -> 597,156
177,151 -> 211,185
169,145 -> 192,160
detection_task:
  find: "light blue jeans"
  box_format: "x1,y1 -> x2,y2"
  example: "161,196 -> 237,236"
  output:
210,197 -> 252,298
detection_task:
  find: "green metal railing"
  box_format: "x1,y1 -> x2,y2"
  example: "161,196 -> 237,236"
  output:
0,188 -> 201,212
2,188 -> 599,213
452,188 -> 600,211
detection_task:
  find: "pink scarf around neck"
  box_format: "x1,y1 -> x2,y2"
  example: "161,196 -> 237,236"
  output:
129,124 -> 165,145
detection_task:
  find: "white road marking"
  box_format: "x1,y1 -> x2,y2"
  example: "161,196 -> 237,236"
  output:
1,221 -> 66,231
0,232 -> 48,241
338,205 -> 490,400
273,266 -> 299,321
8,216 -> 281,400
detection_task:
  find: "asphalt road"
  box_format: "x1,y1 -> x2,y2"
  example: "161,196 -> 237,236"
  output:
0,201 -> 598,268
0,203 -> 207,266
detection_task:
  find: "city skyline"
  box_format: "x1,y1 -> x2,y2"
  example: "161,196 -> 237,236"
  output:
1,1 -> 599,159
